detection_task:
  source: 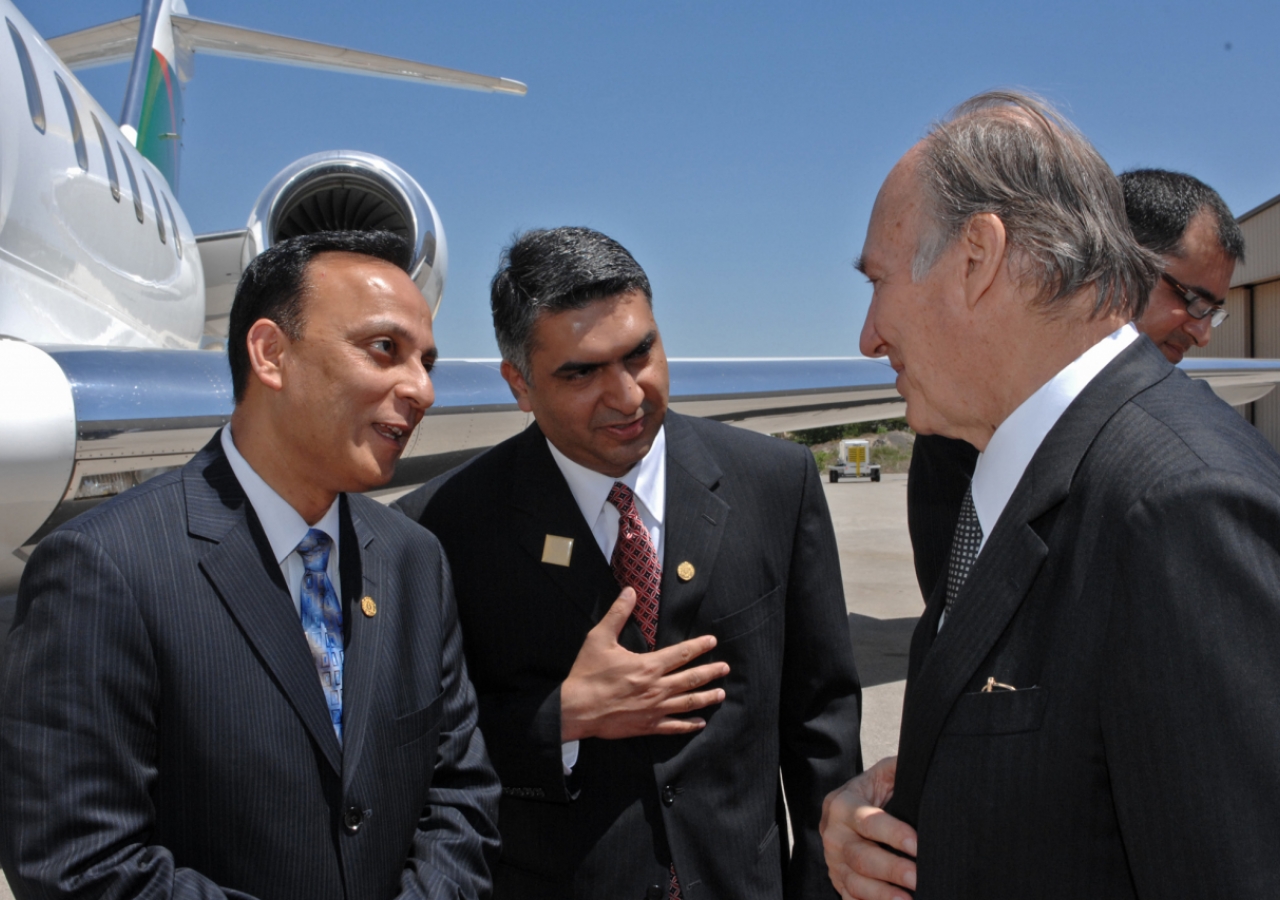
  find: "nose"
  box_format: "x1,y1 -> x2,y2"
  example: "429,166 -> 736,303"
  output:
399,358 -> 435,412
604,364 -> 645,413
859,304 -> 887,358
1185,314 -> 1213,348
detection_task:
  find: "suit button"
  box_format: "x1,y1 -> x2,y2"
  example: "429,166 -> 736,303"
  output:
342,806 -> 364,834
661,784 -> 676,807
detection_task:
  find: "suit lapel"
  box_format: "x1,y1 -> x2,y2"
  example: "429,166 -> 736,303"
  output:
888,338 -> 1176,825
339,497 -> 382,786
658,414 -> 729,646
188,436 -> 344,776
507,424 -> 629,634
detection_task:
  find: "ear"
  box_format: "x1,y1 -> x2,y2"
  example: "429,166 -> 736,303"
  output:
500,359 -> 535,413
245,318 -> 290,393
961,212 -> 1007,310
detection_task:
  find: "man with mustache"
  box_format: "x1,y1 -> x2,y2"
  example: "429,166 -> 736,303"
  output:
908,168 -> 1245,603
397,226 -> 862,899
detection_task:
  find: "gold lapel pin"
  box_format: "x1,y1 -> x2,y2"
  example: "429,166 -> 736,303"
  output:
542,535 -> 574,567
360,596 -> 377,618
677,561 -> 696,582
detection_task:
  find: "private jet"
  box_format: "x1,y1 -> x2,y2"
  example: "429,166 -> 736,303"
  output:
1,0 -> 1276,600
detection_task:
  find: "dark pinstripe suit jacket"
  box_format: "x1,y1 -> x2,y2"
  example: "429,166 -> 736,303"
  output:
889,337 -> 1280,897
396,412 -> 862,900
0,436 -> 501,900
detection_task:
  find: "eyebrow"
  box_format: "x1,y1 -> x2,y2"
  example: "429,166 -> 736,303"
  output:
553,331 -> 657,377
360,319 -> 438,358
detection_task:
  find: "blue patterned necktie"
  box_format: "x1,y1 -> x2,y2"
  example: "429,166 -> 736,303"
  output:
297,528 -> 343,742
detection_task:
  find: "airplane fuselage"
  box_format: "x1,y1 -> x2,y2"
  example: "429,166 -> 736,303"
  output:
0,1 -> 203,349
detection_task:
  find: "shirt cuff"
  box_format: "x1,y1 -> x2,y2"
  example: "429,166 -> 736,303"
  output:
561,740 -> 580,774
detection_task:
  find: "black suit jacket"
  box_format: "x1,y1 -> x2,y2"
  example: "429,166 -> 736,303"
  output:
889,338 -> 1280,897
905,434 -> 978,601
0,436 -> 501,900
396,412 -> 862,899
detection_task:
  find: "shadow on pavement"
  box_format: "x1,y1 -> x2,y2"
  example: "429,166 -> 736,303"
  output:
848,613 -> 918,687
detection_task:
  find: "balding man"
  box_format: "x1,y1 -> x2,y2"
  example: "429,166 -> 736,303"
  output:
908,168 -> 1246,602
821,93 -> 1280,899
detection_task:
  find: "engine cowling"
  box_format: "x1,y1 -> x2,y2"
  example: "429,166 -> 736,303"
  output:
241,150 -> 448,315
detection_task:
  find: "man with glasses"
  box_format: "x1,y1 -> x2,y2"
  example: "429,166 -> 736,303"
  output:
907,168 -> 1245,604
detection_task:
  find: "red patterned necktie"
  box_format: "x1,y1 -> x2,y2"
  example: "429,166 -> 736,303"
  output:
606,482 -> 683,899
607,482 -> 662,650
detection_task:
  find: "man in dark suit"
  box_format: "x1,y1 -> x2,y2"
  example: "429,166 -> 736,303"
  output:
820,92 -> 1280,899
908,168 -> 1246,601
0,231 -> 500,900
396,227 -> 862,899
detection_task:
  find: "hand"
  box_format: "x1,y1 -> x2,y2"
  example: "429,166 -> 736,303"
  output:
560,588 -> 729,741
821,756 -> 918,900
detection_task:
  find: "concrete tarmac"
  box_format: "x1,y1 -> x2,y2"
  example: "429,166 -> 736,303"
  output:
0,472 -> 918,898
826,472 -> 919,766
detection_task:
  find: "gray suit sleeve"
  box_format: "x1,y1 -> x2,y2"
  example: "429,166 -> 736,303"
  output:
0,529 -> 260,900
1103,469 -> 1280,895
777,449 -> 864,899
395,554 -> 502,900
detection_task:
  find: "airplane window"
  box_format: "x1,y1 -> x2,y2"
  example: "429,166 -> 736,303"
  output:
7,19 -> 45,134
162,193 -> 183,258
143,173 -> 166,244
116,143 -> 145,224
90,114 -> 121,201
54,74 -> 89,172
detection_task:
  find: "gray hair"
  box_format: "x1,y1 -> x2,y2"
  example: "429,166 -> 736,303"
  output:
912,90 -> 1161,320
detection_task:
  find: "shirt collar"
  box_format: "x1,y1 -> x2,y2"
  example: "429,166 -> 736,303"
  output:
220,425 -> 342,564
546,425 -> 667,526
971,323 -> 1139,543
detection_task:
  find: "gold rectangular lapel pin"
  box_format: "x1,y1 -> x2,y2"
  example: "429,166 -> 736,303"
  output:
541,535 -> 574,567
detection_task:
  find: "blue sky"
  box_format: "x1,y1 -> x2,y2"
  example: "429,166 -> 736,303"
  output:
28,0 -> 1280,359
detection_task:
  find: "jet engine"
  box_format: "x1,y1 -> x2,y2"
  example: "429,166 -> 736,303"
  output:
242,150 -> 448,316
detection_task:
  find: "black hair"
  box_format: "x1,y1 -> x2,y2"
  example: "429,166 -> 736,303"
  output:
228,230 -> 412,402
490,227 -> 652,377
1120,169 -> 1245,262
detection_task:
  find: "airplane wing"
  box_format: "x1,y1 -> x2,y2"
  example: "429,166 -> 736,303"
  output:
49,14 -> 527,95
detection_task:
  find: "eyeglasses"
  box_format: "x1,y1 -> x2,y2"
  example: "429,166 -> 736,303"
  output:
1161,272 -> 1229,328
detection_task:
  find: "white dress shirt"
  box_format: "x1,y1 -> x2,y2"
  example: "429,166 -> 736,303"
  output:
221,425 -> 342,616
546,425 -> 668,772
971,323 -> 1139,550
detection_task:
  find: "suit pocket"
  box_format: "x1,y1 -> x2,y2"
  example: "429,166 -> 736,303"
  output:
394,693 -> 445,747
943,686 -> 1048,736
712,586 -> 781,644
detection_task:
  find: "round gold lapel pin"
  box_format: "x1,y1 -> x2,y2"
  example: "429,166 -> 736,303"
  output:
360,596 -> 378,617
677,561 -> 696,582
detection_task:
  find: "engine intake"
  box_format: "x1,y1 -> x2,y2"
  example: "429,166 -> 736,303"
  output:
242,151 -> 447,315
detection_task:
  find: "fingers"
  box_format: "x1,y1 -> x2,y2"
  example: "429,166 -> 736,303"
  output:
652,633 -> 719,671
853,806 -> 917,858
839,867 -> 916,900
595,588 -> 638,640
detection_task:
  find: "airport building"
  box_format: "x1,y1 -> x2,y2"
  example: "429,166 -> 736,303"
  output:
1186,192 -> 1280,449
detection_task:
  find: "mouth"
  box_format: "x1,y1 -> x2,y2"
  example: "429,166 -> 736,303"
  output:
1159,338 -> 1190,363
602,415 -> 647,442
372,421 -> 412,448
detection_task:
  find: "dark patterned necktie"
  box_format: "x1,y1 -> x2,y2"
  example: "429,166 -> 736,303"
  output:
607,482 -> 662,650
943,485 -> 983,623
297,528 -> 344,741
606,483 -> 683,898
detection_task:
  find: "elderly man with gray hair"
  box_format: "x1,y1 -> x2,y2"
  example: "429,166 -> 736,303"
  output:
820,91 -> 1280,899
